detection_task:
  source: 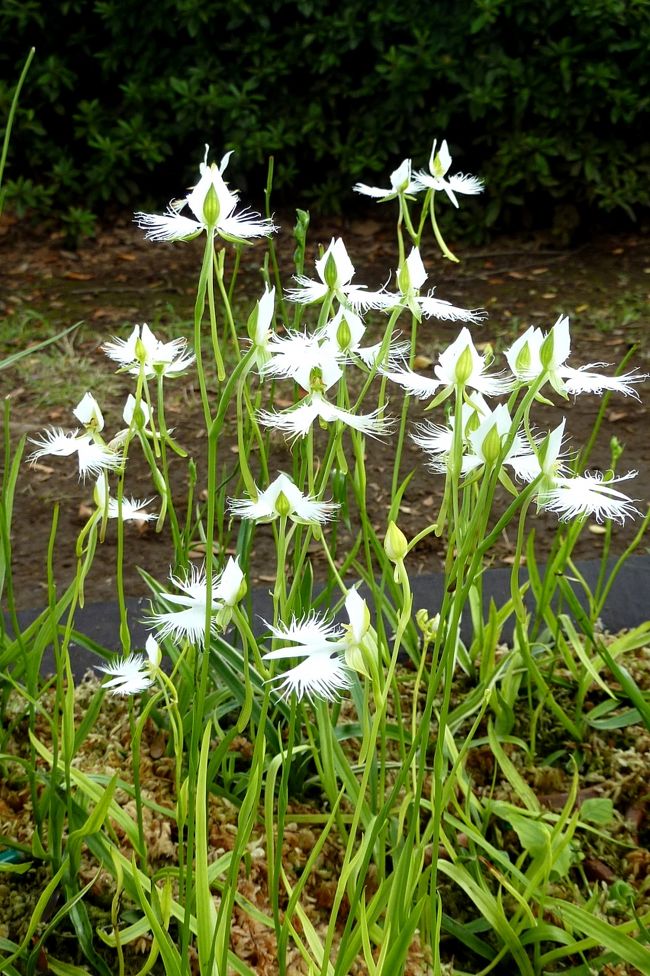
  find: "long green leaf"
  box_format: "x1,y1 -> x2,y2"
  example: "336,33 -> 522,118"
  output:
195,724 -> 219,976
544,899 -> 650,970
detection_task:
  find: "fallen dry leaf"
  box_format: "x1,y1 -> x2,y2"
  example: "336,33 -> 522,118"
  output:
63,271 -> 93,281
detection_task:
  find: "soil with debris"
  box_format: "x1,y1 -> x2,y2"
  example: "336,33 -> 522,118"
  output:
1,213 -> 649,614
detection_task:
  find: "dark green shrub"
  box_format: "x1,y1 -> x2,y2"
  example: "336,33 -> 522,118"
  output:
1,0 -> 648,234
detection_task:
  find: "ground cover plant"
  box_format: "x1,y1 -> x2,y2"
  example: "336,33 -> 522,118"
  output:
2,116 -> 650,976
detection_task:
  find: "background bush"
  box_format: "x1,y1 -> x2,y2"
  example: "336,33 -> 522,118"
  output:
1,0 -> 649,237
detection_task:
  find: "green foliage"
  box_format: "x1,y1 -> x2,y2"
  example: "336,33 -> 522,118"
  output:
1,0 -> 649,231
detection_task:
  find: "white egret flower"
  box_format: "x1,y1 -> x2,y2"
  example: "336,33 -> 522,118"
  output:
538,472 -> 640,524
262,590 -> 374,701
353,159 -> 420,200
285,237 -> 395,311
258,394 -> 390,440
97,636 -> 161,697
412,139 -> 484,207
29,428 -> 121,480
94,477 -> 156,522
103,323 -> 194,378
150,558 -> 245,645
135,146 -> 277,243
386,328 -> 512,399
228,472 -> 338,524
374,247 -> 486,323
505,316 -> 647,398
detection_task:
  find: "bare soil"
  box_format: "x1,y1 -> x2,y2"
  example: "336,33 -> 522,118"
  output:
1,213 -> 649,612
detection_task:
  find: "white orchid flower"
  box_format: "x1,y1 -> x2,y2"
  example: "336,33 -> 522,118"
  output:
412,139 -> 484,207
285,237 -> 395,311
538,471 -> 640,524
94,477 -> 156,522
258,393 -> 390,441
103,323 -> 195,379
376,247 -> 486,323
262,590 -> 374,701
29,427 -> 121,480
386,328 -> 512,400
228,472 -> 338,524
150,558 -> 245,645
97,636 -> 161,697
319,306 -> 410,368
135,146 -> 277,243
353,158 -> 421,200
73,392 -> 104,432
505,316 -> 647,398
261,330 -> 344,391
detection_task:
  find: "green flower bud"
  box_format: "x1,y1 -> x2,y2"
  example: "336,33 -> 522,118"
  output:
202,183 -> 220,228
384,520 -> 408,562
515,341 -> 532,374
274,490 -> 292,518
131,403 -> 147,428
177,777 -> 189,825
540,331 -> 555,370
454,345 -> 474,386
416,609 -> 440,641
336,315 -> 352,351
323,252 -> 339,290
481,423 -> 503,466
610,435 -> 623,466
398,260 -> 411,294
135,336 -> 147,365
247,304 -> 259,342
464,408 -> 481,436
236,575 -> 248,604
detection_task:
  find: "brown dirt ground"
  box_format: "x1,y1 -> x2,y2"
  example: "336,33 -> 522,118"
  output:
1,213 -> 650,612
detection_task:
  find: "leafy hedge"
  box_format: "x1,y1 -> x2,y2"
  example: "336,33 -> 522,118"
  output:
1,0 -> 649,236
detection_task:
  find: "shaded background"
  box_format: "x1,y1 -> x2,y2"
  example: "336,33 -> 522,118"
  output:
1,0 -> 649,242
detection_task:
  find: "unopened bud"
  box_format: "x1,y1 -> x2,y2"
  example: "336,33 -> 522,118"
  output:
384,521 -> 408,562
145,634 -> 162,669
454,345 -> 474,386
398,260 -> 411,295
323,252 -> 339,290
247,304 -> 259,343
481,423 -> 503,466
540,331 -> 555,370
202,183 -> 220,228
274,490 -> 292,518
416,609 -> 440,641
515,342 -> 532,374
135,336 -> 148,365
336,316 -> 352,351
610,435 -> 623,466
